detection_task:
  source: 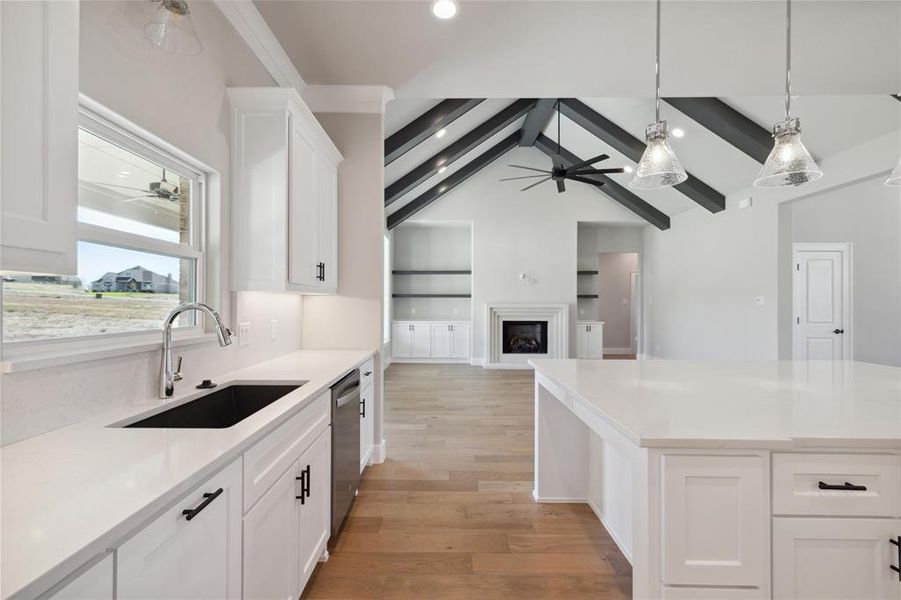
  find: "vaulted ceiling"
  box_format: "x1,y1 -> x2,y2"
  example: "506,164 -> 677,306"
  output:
385,95 -> 901,229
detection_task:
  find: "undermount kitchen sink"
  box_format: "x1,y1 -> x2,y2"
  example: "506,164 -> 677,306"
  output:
124,384 -> 303,429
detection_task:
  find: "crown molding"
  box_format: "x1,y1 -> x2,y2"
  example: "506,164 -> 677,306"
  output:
303,85 -> 396,114
213,0 -> 306,93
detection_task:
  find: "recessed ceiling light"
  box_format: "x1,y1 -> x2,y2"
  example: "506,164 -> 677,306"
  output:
430,0 -> 459,20
435,128 -> 447,139
623,166 -> 634,174
671,128 -> 685,138
438,166 -> 447,174
117,170 -> 131,178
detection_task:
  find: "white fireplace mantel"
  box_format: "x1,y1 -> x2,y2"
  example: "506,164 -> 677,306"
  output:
484,302 -> 568,369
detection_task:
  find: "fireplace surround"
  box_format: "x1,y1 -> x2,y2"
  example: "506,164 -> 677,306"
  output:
484,303 -> 568,368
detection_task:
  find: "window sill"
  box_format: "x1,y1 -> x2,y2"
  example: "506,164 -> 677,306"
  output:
1,331 -> 218,374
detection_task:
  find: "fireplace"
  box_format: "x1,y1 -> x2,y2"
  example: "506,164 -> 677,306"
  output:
502,320 -> 549,354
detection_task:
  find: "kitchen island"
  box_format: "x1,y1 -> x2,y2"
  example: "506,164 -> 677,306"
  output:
530,359 -> 901,599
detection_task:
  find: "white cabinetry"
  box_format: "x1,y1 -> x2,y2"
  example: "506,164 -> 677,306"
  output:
576,321 -> 604,359
773,518 -> 901,600
0,0 -> 78,274
48,554 -> 113,600
360,358 -> 375,471
298,429 -> 331,591
431,323 -> 471,359
392,321 -> 470,361
117,459 -> 242,599
391,322 -> 432,359
228,88 -> 342,293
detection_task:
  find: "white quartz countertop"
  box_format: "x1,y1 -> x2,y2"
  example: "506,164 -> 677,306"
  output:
1,348 -> 374,600
529,359 -> 901,450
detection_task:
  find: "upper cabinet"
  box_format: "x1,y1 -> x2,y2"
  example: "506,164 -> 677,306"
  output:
228,88 -> 342,294
0,0 -> 79,275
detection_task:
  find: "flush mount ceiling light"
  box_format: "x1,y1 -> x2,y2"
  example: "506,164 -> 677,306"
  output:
754,0 -> 822,188
431,0 -> 459,20
630,0 -> 688,189
886,159 -> 901,187
144,0 -> 203,55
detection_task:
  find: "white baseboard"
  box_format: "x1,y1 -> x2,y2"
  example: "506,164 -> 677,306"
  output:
603,347 -> 633,355
371,439 -> 386,464
532,490 -> 586,503
470,357 -> 486,367
586,497 -> 633,564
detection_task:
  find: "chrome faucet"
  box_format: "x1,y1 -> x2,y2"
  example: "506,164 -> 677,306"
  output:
160,302 -> 232,398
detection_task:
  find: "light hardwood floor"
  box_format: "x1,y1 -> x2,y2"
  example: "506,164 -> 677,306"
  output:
302,363 -> 632,599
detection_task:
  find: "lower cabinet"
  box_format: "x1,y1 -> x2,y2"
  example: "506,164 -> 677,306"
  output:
117,459 -> 242,599
391,322 -> 431,359
773,517 -> 901,600
392,321 -> 470,360
431,323 -> 471,359
360,380 -> 374,472
576,321 -> 604,359
48,554 -> 113,600
298,428 -> 331,591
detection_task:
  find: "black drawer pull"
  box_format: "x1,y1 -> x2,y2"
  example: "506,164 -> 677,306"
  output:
818,481 -> 867,491
891,537 -> 900,580
182,488 -> 223,521
363,371 -> 372,376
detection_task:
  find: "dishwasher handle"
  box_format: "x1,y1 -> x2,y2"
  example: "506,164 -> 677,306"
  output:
335,387 -> 360,408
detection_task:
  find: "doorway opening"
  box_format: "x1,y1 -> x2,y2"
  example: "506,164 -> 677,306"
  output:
792,242 -> 853,360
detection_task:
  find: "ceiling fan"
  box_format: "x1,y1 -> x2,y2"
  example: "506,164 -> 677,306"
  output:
501,100 -> 626,193
92,168 -> 181,203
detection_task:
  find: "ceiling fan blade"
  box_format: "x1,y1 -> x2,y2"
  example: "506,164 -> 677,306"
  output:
508,164 -> 551,174
565,154 -> 610,172
520,177 -> 551,192
500,174 -> 550,181
569,167 -> 626,176
556,179 -> 565,193
568,175 -> 606,187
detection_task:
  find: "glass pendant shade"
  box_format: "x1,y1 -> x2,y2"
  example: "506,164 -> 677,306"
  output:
630,121 -> 688,189
144,0 -> 202,55
754,118 -> 822,187
885,158 -> 901,187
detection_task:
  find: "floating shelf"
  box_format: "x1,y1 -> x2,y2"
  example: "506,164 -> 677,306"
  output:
577,294 -> 599,299
577,270 -> 598,275
392,293 -> 472,298
392,270 -> 472,275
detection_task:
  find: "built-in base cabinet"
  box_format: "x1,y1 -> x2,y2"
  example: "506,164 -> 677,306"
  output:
576,321 -> 604,359
392,321 -> 470,361
360,357 -> 375,471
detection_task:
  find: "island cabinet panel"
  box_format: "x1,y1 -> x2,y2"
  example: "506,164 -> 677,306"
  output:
660,453 -> 769,589
47,554 -> 113,600
772,453 -> 901,517
773,517 -> 901,600
117,459 -> 242,600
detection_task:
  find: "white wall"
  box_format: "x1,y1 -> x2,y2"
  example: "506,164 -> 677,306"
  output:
410,146 -> 646,360
1,1 -> 307,445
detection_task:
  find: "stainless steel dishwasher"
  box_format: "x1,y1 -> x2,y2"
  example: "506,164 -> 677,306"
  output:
330,370 -> 361,537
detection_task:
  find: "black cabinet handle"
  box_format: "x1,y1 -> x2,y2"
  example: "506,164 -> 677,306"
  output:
833,328 -> 845,334
363,371 -> 372,376
182,488 -> 223,521
296,470 -> 306,503
304,465 -> 311,498
360,396 -> 366,418
890,537 -> 900,580
818,481 -> 867,491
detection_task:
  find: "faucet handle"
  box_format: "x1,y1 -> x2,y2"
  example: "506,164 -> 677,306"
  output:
174,356 -> 184,381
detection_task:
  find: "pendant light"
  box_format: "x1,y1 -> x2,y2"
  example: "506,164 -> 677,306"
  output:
886,159 -> 901,187
630,0 -> 687,189
753,0 -> 822,187
144,0 -> 203,56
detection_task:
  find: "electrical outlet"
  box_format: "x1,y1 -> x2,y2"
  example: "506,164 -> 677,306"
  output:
739,197 -> 753,209
238,322 -> 251,346
270,319 -> 278,341
411,307 -> 417,315
754,296 -> 766,306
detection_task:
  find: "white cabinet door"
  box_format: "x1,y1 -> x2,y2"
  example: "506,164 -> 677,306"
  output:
298,428 -> 332,592
288,123 -> 319,288
587,323 -> 604,359
316,154 -> 338,292
392,323 -> 412,358
1,0 -> 78,274
243,459 -> 300,600
450,324 -> 471,359
49,554 -> 113,600
773,517 -> 901,600
118,459 -> 242,599
660,453 -> 769,589
431,323 -> 452,358
410,323 -> 432,358
576,324 -> 589,358
360,383 -> 374,471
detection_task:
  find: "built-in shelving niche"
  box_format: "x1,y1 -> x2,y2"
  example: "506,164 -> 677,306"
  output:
391,223 -> 473,321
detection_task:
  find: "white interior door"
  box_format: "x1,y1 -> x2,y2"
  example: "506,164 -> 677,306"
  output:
630,271 -> 639,355
793,245 -> 851,360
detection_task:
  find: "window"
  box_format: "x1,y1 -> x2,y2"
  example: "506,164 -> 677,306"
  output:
2,109 -> 204,344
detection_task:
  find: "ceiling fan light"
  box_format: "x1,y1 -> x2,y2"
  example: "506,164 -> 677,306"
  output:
753,118 -> 822,188
884,158 -> 901,187
144,0 -> 203,56
629,121 -> 688,189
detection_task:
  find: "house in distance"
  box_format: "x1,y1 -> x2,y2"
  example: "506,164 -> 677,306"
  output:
91,266 -> 178,294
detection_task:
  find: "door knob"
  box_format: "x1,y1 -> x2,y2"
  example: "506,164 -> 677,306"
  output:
833,328 -> 845,334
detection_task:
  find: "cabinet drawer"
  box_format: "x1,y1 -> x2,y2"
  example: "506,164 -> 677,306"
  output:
359,358 -> 375,388
773,453 -> 901,517
244,391 -> 330,512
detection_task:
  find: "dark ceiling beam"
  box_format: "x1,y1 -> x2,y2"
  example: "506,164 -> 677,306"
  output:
387,131 -> 521,230
385,99 -> 536,206
534,134 -> 670,231
519,99 -> 557,147
663,97 -> 772,164
384,98 -> 484,166
558,98 -> 725,214
893,94 -> 901,102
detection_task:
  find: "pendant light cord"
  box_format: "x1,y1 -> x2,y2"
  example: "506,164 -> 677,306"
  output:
784,0 -> 791,121
655,0 -> 661,122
